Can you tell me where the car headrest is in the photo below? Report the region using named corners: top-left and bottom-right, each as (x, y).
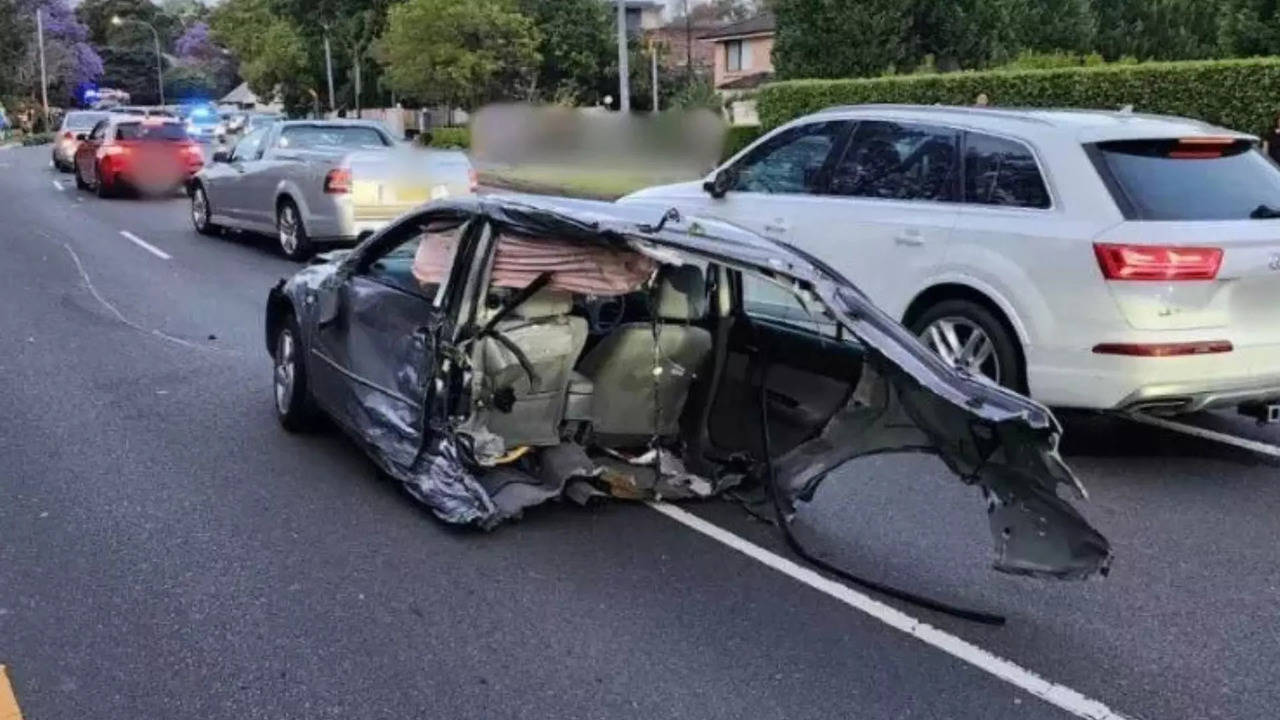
top-left (512, 287), bottom-right (574, 319)
top-left (655, 265), bottom-right (708, 321)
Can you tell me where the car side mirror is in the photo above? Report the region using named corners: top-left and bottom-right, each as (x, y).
top-left (212, 149), bottom-right (231, 163)
top-left (75, 132), bottom-right (87, 141)
top-left (703, 169), bottom-right (732, 199)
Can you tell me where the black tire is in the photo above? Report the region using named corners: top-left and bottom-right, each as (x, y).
top-left (73, 162), bottom-right (88, 189)
top-left (272, 313), bottom-right (321, 432)
top-left (910, 298), bottom-right (1025, 393)
top-left (190, 183), bottom-right (221, 236)
top-left (94, 163), bottom-right (114, 198)
top-left (276, 199), bottom-right (314, 261)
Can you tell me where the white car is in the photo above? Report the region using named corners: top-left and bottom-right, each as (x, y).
top-left (620, 105), bottom-right (1280, 419)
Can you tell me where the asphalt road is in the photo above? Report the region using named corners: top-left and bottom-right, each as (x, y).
top-left (2, 144), bottom-right (1280, 720)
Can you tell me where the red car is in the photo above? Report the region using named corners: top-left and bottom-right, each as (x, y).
top-left (73, 115), bottom-right (204, 198)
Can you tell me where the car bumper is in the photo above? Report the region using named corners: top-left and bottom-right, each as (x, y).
top-left (1029, 343), bottom-right (1280, 413)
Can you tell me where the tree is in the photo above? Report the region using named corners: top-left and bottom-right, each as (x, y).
top-left (164, 64), bottom-right (217, 102)
top-left (1219, 0), bottom-right (1280, 56)
top-left (773, 0), bottom-right (911, 78)
top-left (905, 0), bottom-right (1024, 71)
top-left (516, 0), bottom-right (612, 104)
top-left (77, 0), bottom-right (173, 48)
top-left (210, 0), bottom-right (311, 113)
top-left (377, 0), bottom-right (540, 109)
top-left (1009, 0), bottom-right (1097, 55)
top-left (1091, 0), bottom-right (1221, 61)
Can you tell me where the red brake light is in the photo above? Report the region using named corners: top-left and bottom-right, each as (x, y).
top-left (62, 131), bottom-right (74, 140)
top-left (324, 168), bottom-right (351, 194)
top-left (1093, 243), bottom-right (1222, 281)
top-left (1093, 341), bottom-right (1233, 357)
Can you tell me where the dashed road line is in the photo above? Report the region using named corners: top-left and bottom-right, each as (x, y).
top-left (647, 501), bottom-right (1133, 720)
top-left (51, 179), bottom-right (63, 191)
top-left (119, 230), bottom-right (171, 260)
top-left (0, 664), bottom-right (23, 720)
top-left (1126, 412), bottom-right (1280, 459)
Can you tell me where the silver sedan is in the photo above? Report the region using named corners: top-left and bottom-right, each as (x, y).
top-left (188, 120), bottom-right (475, 260)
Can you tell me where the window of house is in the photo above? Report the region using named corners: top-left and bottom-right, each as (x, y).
top-left (726, 40), bottom-right (747, 72)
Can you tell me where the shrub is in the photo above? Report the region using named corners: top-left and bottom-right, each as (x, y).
top-left (20, 131), bottom-right (55, 146)
top-left (722, 124), bottom-right (763, 161)
top-left (417, 126), bottom-right (470, 150)
top-left (758, 57), bottom-right (1280, 136)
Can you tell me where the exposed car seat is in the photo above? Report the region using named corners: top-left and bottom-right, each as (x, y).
top-left (471, 287), bottom-right (588, 447)
top-left (576, 265), bottom-right (714, 446)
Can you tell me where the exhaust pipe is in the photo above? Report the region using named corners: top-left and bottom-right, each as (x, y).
top-left (1238, 401), bottom-right (1280, 425)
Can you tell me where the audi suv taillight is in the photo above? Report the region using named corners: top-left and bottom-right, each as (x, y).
top-left (1093, 243), bottom-right (1222, 281)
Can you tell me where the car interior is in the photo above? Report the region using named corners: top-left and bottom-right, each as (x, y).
top-left (396, 219), bottom-right (867, 518)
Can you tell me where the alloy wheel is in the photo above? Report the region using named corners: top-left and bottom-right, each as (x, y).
top-left (920, 316), bottom-right (1002, 384)
top-left (191, 187), bottom-right (208, 231)
top-left (278, 205), bottom-right (298, 255)
top-left (274, 328), bottom-right (296, 414)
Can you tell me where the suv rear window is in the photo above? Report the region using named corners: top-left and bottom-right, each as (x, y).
top-left (116, 122), bottom-right (187, 141)
top-left (1090, 139), bottom-right (1280, 220)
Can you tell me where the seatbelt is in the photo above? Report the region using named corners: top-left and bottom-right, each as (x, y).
top-left (467, 270), bottom-right (554, 393)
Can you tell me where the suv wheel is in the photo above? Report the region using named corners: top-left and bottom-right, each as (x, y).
top-left (276, 200), bottom-right (313, 261)
top-left (273, 314), bottom-right (320, 431)
top-left (911, 299), bottom-right (1024, 392)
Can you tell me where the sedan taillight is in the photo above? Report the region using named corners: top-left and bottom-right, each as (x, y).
top-left (1093, 243), bottom-right (1222, 281)
top-left (324, 168), bottom-right (351, 194)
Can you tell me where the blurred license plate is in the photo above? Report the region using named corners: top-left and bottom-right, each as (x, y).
top-left (395, 185), bottom-right (430, 203)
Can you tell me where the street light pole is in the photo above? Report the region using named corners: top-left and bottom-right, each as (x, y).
top-left (323, 29), bottom-right (336, 114)
top-left (36, 8), bottom-right (49, 127)
top-left (111, 16), bottom-right (165, 106)
top-left (616, 0), bottom-right (630, 113)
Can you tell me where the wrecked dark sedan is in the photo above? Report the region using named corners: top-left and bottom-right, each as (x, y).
top-left (264, 195), bottom-right (1111, 583)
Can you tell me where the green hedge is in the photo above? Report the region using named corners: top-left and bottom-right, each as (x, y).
top-left (722, 125), bottom-right (763, 160)
top-left (20, 132), bottom-right (54, 146)
top-left (417, 126), bottom-right (470, 150)
top-left (758, 57), bottom-right (1280, 136)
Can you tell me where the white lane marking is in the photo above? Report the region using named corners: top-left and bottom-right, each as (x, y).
top-left (118, 230), bottom-right (171, 260)
top-left (647, 502), bottom-right (1132, 720)
top-left (52, 179), bottom-right (63, 191)
top-left (61, 244), bottom-right (227, 354)
top-left (1126, 412), bottom-right (1280, 459)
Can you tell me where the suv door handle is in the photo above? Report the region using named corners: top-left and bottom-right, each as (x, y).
top-left (763, 220), bottom-right (790, 235)
top-left (894, 230), bottom-right (925, 247)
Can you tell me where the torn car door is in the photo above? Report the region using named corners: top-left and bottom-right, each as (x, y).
top-left (757, 275), bottom-right (1110, 580)
top-left (310, 233), bottom-right (442, 469)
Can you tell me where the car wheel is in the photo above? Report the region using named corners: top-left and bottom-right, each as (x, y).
top-left (911, 299), bottom-right (1025, 392)
top-left (276, 199), bottom-right (314, 261)
top-left (94, 164), bottom-right (114, 198)
top-left (73, 162), bottom-right (88, 190)
top-left (273, 314), bottom-right (320, 431)
top-left (190, 183), bottom-right (221, 236)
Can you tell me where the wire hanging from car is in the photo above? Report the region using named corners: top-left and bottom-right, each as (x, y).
top-left (752, 354), bottom-right (1007, 626)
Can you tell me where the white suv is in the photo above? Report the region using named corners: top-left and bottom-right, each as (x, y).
top-left (620, 105), bottom-right (1280, 417)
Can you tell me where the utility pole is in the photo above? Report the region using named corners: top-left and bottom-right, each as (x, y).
top-left (684, 0), bottom-right (692, 84)
top-left (650, 40), bottom-right (658, 113)
top-left (36, 8), bottom-right (49, 127)
top-left (353, 48), bottom-right (362, 116)
top-left (323, 30), bottom-right (336, 113)
top-left (616, 0), bottom-right (630, 112)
